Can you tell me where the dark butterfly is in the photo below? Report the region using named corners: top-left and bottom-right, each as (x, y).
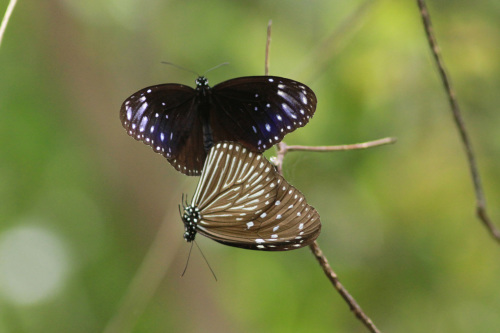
top-left (120, 75), bottom-right (317, 176)
top-left (181, 142), bottom-right (321, 251)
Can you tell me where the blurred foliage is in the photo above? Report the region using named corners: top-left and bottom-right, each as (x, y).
top-left (1, 0), bottom-right (499, 332)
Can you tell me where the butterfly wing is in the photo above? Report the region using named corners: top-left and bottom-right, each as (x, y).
top-left (193, 142), bottom-right (321, 251)
top-left (120, 84), bottom-right (205, 175)
top-left (192, 142), bottom-right (277, 220)
top-left (210, 76), bottom-right (317, 152)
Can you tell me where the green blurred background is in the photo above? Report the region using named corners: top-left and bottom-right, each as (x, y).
top-left (1, 0), bottom-right (499, 332)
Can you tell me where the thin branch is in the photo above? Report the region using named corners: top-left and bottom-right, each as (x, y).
top-left (274, 137), bottom-right (392, 333)
top-left (265, 19), bottom-right (383, 332)
top-left (309, 242), bottom-right (381, 333)
top-left (265, 19), bottom-right (272, 76)
top-left (0, 0), bottom-right (18, 48)
top-left (286, 137), bottom-right (396, 152)
top-left (416, 0), bottom-right (500, 242)
top-left (275, 137), bottom-right (396, 174)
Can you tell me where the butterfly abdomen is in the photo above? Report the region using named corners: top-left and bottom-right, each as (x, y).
top-left (195, 77), bottom-right (217, 153)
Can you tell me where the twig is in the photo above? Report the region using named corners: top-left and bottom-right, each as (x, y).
top-left (275, 137), bottom-right (396, 174)
top-left (416, 0), bottom-right (500, 242)
top-left (273, 137), bottom-right (393, 333)
top-left (0, 0), bottom-right (18, 48)
top-left (266, 20), bottom-right (383, 333)
top-left (265, 19), bottom-right (272, 76)
top-left (309, 242), bottom-right (381, 333)
top-left (264, 17), bottom-right (386, 332)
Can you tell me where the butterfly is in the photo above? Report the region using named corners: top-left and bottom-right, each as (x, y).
top-left (120, 75), bottom-right (317, 176)
top-left (181, 142), bottom-right (321, 251)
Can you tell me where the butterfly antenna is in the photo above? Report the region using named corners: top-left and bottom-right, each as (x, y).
top-left (181, 242), bottom-right (194, 277)
top-left (161, 62), bottom-right (200, 77)
top-left (203, 62), bottom-right (230, 76)
top-left (194, 240), bottom-right (217, 281)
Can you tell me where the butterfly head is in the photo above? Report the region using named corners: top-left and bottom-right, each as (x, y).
top-left (195, 76), bottom-right (209, 90)
top-left (181, 204), bottom-right (200, 242)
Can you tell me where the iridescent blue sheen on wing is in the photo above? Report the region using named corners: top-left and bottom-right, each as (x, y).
top-left (211, 76), bottom-right (316, 151)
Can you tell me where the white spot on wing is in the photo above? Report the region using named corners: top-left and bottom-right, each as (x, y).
top-left (135, 102), bottom-right (148, 119)
top-left (139, 116), bottom-right (148, 132)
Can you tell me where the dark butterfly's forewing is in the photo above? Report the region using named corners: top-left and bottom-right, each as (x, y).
top-left (120, 84), bottom-right (206, 175)
top-left (211, 76), bottom-right (317, 152)
top-left (188, 142), bottom-right (321, 251)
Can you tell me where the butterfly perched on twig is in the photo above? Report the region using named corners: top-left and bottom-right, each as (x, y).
top-left (120, 75), bottom-right (316, 176)
top-left (181, 142), bottom-right (321, 251)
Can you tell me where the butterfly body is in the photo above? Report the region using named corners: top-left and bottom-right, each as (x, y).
top-left (181, 142), bottom-right (321, 251)
top-left (192, 77), bottom-right (214, 152)
top-left (120, 76), bottom-right (317, 176)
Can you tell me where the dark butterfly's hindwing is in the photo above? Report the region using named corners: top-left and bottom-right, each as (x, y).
top-left (120, 84), bottom-right (205, 175)
top-left (210, 76), bottom-right (317, 152)
top-left (190, 142), bottom-right (321, 251)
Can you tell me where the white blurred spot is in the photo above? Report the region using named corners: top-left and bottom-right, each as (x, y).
top-left (0, 226), bottom-right (70, 305)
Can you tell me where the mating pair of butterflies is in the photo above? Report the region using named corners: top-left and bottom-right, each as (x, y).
top-left (120, 75), bottom-right (321, 251)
